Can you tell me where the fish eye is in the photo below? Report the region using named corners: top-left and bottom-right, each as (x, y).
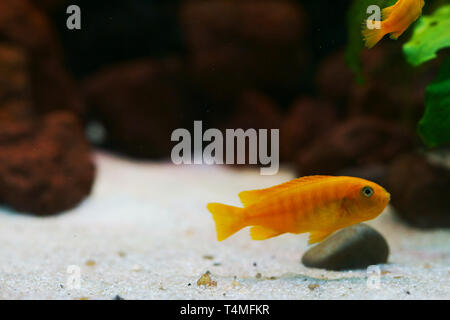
top-left (361, 186), bottom-right (374, 198)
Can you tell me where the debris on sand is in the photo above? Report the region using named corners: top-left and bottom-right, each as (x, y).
top-left (197, 271), bottom-right (217, 287)
top-left (85, 260), bottom-right (96, 267)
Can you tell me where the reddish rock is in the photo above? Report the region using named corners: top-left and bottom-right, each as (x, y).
top-left (296, 116), bottom-right (415, 176)
top-left (280, 97), bottom-right (338, 162)
top-left (316, 45), bottom-right (436, 127)
top-left (83, 58), bottom-right (191, 158)
top-left (0, 0), bottom-right (84, 116)
top-left (386, 154), bottom-right (450, 229)
top-left (0, 45), bottom-right (34, 122)
top-left (0, 112), bottom-right (95, 215)
top-left (180, 0), bottom-right (308, 99)
top-left (214, 91), bottom-right (282, 168)
top-left (315, 51), bottom-right (354, 105)
top-left (219, 91), bottom-right (282, 130)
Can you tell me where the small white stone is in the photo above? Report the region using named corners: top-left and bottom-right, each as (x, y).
top-left (131, 264), bottom-right (142, 272)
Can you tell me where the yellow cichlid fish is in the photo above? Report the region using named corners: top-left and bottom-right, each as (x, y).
top-left (363, 0), bottom-right (425, 48)
top-left (207, 176), bottom-right (390, 244)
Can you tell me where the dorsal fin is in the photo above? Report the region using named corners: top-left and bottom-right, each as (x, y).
top-left (238, 175), bottom-right (332, 207)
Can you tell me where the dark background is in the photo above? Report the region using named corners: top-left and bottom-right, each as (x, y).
top-left (0, 0), bottom-right (448, 229)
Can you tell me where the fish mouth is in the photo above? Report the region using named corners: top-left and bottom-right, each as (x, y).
top-left (381, 187), bottom-right (391, 202)
top-left (378, 190), bottom-right (391, 208)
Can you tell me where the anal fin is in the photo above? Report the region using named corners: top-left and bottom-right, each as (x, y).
top-left (250, 226), bottom-right (283, 240)
top-left (389, 29), bottom-right (406, 40)
top-left (308, 230), bottom-right (333, 245)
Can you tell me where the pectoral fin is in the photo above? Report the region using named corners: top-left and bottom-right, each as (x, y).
top-left (250, 226), bottom-right (283, 240)
top-left (308, 230), bottom-right (333, 245)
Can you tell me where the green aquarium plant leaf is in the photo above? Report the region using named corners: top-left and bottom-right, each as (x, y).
top-left (403, 5), bottom-right (450, 66)
top-left (346, 0), bottom-right (396, 83)
top-left (418, 56), bottom-right (450, 147)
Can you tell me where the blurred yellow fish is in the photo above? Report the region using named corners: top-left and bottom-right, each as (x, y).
top-left (207, 176), bottom-right (390, 244)
top-left (363, 0), bottom-right (425, 48)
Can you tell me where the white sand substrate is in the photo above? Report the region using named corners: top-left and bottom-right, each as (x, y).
top-left (0, 152), bottom-right (448, 300)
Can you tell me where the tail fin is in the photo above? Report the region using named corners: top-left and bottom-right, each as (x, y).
top-left (362, 26), bottom-right (386, 49)
top-left (207, 203), bottom-right (246, 241)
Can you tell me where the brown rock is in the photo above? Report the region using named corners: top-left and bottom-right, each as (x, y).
top-left (219, 91), bottom-right (282, 130)
top-left (0, 41), bottom-right (91, 216)
top-left (0, 44), bottom-right (33, 122)
top-left (296, 116), bottom-right (414, 176)
top-left (386, 153), bottom-right (450, 228)
top-left (280, 97), bottom-right (338, 162)
top-left (0, 111), bottom-right (95, 215)
top-left (180, 0), bottom-right (308, 99)
top-left (0, 0), bottom-right (83, 115)
top-left (217, 91), bottom-right (282, 167)
top-left (315, 50), bottom-right (354, 104)
top-left (83, 58), bottom-right (191, 158)
top-left (316, 45), bottom-right (437, 127)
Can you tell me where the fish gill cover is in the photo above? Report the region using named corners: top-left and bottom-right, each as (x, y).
top-left (346, 0), bottom-right (450, 147)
